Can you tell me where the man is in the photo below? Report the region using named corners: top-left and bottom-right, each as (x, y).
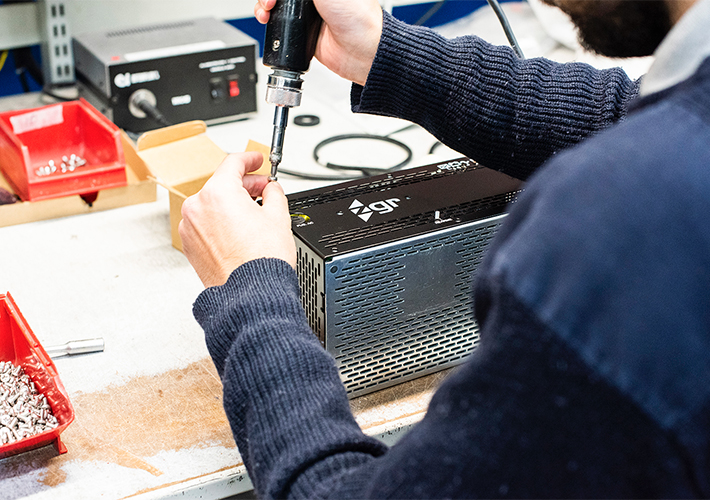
top-left (179, 0), bottom-right (710, 497)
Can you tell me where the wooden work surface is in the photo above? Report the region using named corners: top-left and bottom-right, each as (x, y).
top-left (0, 76), bottom-right (460, 498)
top-left (0, 180), bottom-right (454, 499)
top-left (1, 352), bottom-right (448, 499)
top-left (0, 6), bottom-right (657, 496)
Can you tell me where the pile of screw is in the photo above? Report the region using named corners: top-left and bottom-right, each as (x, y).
top-left (36, 154), bottom-right (88, 177)
top-left (0, 361), bottom-right (58, 445)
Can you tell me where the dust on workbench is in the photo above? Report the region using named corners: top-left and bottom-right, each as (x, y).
top-left (0, 357), bottom-right (232, 486)
top-left (0, 357), bottom-right (451, 489)
top-left (350, 369), bottom-right (452, 431)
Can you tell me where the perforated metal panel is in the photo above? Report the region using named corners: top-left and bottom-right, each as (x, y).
top-left (291, 158), bottom-right (522, 398)
top-left (315, 214), bottom-right (506, 397)
top-left (296, 240), bottom-right (325, 345)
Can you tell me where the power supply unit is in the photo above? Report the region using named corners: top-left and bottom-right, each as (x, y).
top-left (288, 158), bottom-right (523, 398)
top-left (73, 17), bottom-right (258, 133)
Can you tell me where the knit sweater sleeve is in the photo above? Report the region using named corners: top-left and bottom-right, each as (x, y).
top-left (191, 258), bottom-right (696, 498)
top-left (352, 12), bottom-right (640, 180)
top-left (193, 258), bottom-right (387, 499)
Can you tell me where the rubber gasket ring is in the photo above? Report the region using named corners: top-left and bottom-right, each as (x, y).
top-left (293, 114), bottom-right (321, 126)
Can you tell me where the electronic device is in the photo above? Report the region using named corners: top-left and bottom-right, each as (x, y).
top-left (288, 157), bottom-right (523, 398)
top-left (72, 17), bottom-right (258, 133)
top-left (263, 0), bottom-right (322, 180)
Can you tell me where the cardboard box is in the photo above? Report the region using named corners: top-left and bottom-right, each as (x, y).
top-left (0, 131), bottom-right (156, 228)
top-left (133, 120), bottom-right (270, 252)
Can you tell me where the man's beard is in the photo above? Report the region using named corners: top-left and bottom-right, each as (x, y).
top-left (540, 0), bottom-right (673, 57)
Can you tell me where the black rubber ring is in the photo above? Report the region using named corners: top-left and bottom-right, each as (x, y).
top-left (293, 114), bottom-right (321, 126)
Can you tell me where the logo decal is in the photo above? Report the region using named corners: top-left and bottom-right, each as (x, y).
top-left (114, 70), bottom-right (161, 89)
top-left (348, 198), bottom-right (400, 222)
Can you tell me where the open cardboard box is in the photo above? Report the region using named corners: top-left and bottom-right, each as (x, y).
top-left (0, 130), bottom-right (156, 228)
top-left (132, 120), bottom-right (270, 252)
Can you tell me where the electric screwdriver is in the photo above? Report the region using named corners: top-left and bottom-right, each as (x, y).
top-left (263, 0), bottom-right (322, 181)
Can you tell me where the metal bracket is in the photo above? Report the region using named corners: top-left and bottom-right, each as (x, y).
top-left (37, 0), bottom-right (75, 86)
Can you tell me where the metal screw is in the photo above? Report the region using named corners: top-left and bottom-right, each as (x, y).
top-left (37, 154), bottom-right (88, 176)
top-left (0, 362), bottom-right (59, 445)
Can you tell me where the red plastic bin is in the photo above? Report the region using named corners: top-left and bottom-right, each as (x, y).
top-left (0, 292), bottom-right (74, 459)
top-left (0, 98), bottom-right (127, 202)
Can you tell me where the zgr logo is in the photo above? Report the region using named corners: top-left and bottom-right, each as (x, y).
top-left (348, 198), bottom-right (400, 222)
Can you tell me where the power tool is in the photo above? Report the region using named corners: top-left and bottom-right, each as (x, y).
top-left (263, 0), bottom-right (323, 181)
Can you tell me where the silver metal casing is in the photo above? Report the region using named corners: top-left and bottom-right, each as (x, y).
top-left (289, 158), bottom-right (523, 398)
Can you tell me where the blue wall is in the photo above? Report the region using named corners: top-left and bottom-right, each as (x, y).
top-left (227, 0), bottom-right (490, 58)
top-left (0, 1), bottom-right (489, 98)
top-left (0, 47), bottom-right (44, 96)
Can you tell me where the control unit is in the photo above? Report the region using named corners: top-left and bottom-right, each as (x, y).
top-left (73, 17), bottom-right (258, 132)
top-left (288, 158), bottom-right (523, 398)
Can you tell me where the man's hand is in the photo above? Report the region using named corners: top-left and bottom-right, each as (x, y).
top-left (179, 152), bottom-right (297, 288)
top-left (254, 0), bottom-right (383, 86)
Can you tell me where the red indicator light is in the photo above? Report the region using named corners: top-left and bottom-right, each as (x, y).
top-left (229, 80), bottom-right (240, 97)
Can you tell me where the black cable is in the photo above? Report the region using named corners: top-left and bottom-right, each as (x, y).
top-left (276, 167), bottom-right (359, 182)
top-left (12, 47), bottom-right (44, 92)
top-left (429, 141), bottom-right (443, 154)
top-left (486, 0), bottom-right (524, 58)
top-left (414, 0), bottom-right (523, 58)
top-left (314, 134), bottom-right (412, 175)
top-left (42, 87), bottom-right (77, 102)
top-left (135, 99), bottom-right (172, 128)
top-left (15, 67), bottom-right (30, 93)
top-left (279, 130), bottom-right (414, 181)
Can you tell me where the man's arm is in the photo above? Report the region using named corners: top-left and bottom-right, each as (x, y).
top-left (193, 259), bottom-right (388, 499)
top-left (180, 150), bottom-right (694, 498)
top-left (254, 0), bottom-right (639, 179)
top-left (193, 257), bottom-right (693, 499)
top-left (179, 154), bottom-right (388, 498)
top-left (353, 12), bottom-right (640, 180)
top-left (255, 1), bottom-right (639, 179)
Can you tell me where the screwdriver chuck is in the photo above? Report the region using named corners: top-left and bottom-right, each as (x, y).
top-left (265, 70), bottom-right (303, 108)
top-left (263, 0), bottom-right (322, 181)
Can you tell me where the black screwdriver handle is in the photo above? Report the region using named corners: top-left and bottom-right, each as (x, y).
top-left (263, 0), bottom-right (323, 73)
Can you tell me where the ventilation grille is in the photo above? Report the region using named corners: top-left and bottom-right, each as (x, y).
top-left (318, 190), bottom-right (521, 252)
top-left (288, 160), bottom-right (479, 212)
top-left (325, 216), bottom-right (506, 397)
top-left (296, 241), bottom-right (325, 344)
top-left (106, 20), bottom-right (196, 38)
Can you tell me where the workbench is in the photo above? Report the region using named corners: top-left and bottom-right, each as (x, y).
top-left (0, 4), bottom-right (653, 497)
top-left (0, 53), bottom-right (459, 499)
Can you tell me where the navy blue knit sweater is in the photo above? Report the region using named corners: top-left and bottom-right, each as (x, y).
top-left (193, 12), bottom-right (710, 499)
top-left (352, 13), bottom-right (639, 181)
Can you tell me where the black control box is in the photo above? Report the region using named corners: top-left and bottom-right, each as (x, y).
top-left (73, 17), bottom-right (258, 133)
top-left (288, 158), bottom-right (523, 397)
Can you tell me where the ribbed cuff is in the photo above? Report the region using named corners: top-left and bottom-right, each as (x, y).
top-left (193, 258), bottom-right (302, 377)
